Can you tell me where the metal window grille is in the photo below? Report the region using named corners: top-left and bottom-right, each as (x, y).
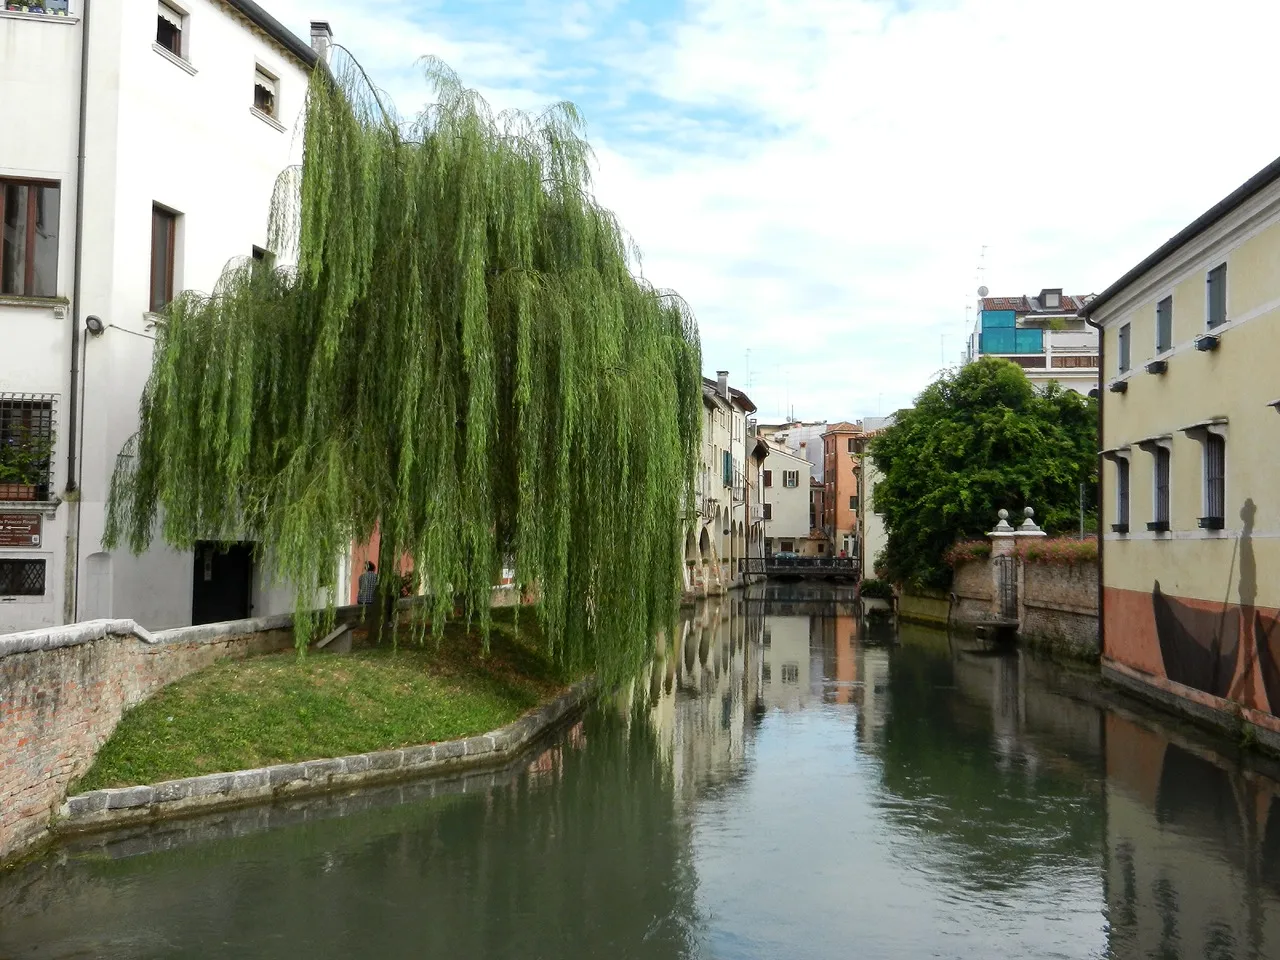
top-left (1155, 447), bottom-right (1171, 525)
top-left (1207, 264), bottom-right (1227, 328)
top-left (0, 393), bottom-right (56, 500)
top-left (1118, 323), bottom-right (1131, 372)
top-left (1156, 296), bottom-right (1173, 352)
top-left (0, 558), bottom-right (46, 596)
top-left (1117, 458), bottom-right (1130, 527)
top-left (1204, 434), bottom-right (1225, 522)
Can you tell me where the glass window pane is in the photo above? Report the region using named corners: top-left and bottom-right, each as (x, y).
top-left (31, 185), bottom-right (59, 297)
top-left (2, 184), bottom-right (28, 296)
top-left (150, 209), bottom-right (173, 312)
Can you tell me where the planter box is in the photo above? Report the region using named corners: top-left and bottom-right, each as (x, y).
top-left (0, 484), bottom-right (37, 501)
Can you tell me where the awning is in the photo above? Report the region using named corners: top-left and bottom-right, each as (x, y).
top-left (1101, 445), bottom-right (1131, 461)
top-left (1268, 399), bottom-right (1280, 413)
top-left (158, 3), bottom-right (183, 28)
top-left (1179, 417), bottom-right (1228, 436)
top-left (1134, 433), bottom-right (1173, 451)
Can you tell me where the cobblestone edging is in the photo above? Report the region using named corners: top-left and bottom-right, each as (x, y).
top-left (55, 678), bottom-right (594, 836)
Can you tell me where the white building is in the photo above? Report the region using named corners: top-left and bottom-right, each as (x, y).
top-left (856, 414), bottom-right (895, 578)
top-left (965, 289), bottom-right (1099, 394)
top-left (758, 419), bottom-right (826, 475)
top-left (0, 2), bottom-right (331, 633)
top-left (760, 441), bottom-right (812, 556)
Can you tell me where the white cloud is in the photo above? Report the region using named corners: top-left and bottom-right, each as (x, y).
top-left (265, 0), bottom-right (1280, 420)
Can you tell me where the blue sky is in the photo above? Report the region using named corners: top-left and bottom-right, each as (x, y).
top-left (269, 0), bottom-right (1280, 422)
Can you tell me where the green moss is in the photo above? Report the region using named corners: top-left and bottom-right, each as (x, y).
top-left (73, 611), bottom-right (574, 792)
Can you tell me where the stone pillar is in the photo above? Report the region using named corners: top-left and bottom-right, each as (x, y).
top-left (988, 509), bottom-right (1016, 620)
top-left (1012, 508), bottom-right (1046, 626)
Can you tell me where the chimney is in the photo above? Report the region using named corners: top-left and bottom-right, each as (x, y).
top-left (310, 21), bottom-right (333, 63)
top-left (716, 370), bottom-right (729, 399)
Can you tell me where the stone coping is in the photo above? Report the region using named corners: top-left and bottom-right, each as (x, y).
top-left (56, 678), bottom-right (594, 837)
top-left (0, 599), bottom-right (425, 657)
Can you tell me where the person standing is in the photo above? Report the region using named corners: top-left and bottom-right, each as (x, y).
top-left (357, 561), bottom-right (378, 606)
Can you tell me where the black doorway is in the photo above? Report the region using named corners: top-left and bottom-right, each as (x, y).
top-left (191, 541), bottom-right (254, 625)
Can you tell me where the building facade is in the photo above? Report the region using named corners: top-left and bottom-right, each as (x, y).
top-left (683, 371), bottom-right (763, 596)
top-left (967, 289), bottom-right (1099, 393)
top-left (760, 441), bottom-right (813, 556)
top-left (855, 415), bottom-right (895, 579)
top-left (821, 421), bottom-right (861, 557)
top-left (0, 2), bottom-right (329, 633)
top-left (1084, 155), bottom-right (1280, 745)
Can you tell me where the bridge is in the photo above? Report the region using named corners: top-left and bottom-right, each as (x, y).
top-left (744, 556), bottom-right (860, 582)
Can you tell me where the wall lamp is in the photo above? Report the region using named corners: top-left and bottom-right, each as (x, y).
top-left (85, 315), bottom-right (104, 336)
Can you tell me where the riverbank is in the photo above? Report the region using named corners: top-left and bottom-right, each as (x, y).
top-left (73, 608), bottom-right (572, 793)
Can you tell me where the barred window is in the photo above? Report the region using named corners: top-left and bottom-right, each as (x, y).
top-left (1116, 458), bottom-right (1130, 531)
top-left (0, 393), bottom-right (56, 501)
top-left (1153, 447), bottom-right (1170, 529)
top-left (1203, 434), bottom-right (1225, 527)
top-left (0, 558), bottom-right (46, 597)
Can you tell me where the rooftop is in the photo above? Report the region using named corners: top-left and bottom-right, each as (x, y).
top-left (224, 1), bottom-right (321, 67)
top-left (980, 291), bottom-right (1095, 316)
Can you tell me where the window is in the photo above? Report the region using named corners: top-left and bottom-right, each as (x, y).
top-left (780, 540), bottom-right (794, 553)
top-left (0, 559), bottom-right (46, 597)
top-left (847, 437), bottom-right (856, 454)
top-left (763, 470), bottom-right (772, 488)
top-left (150, 206), bottom-right (177, 312)
top-left (849, 495), bottom-right (859, 511)
top-left (764, 538), bottom-right (773, 556)
top-left (1207, 264), bottom-right (1227, 328)
top-left (1118, 322), bottom-right (1131, 373)
top-left (762, 663), bottom-right (771, 684)
top-left (781, 663), bottom-right (799, 684)
top-left (783, 470), bottom-right (799, 488)
top-left (1, 180), bottom-right (60, 298)
top-left (1203, 434), bottom-right (1225, 528)
top-left (0, 393), bottom-right (56, 500)
top-left (762, 502), bottom-right (772, 521)
top-left (1156, 296), bottom-right (1173, 353)
top-left (1115, 458), bottom-right (1130, 531)
top-left (156, 2), bottom-right (184, 56)
top-left (722, 450), bottom-right (732, 487)
top-left (253, 67), bottom-right (278, 118)
top-left (1153, 447), bottom-right (1170, 531)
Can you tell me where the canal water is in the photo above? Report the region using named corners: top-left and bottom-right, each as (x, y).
top-left (4, 585), bottom-right (1280, 959)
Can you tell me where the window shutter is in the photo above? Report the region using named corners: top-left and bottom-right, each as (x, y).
top-left (158, 2), bottom-right (182, 26)
top-left (763, 470), bottom-right (772, 487)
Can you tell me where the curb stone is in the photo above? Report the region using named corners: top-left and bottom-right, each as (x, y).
top-left (54, 679), bottom-right (594, 837)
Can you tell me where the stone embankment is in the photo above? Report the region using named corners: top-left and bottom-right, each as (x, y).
top-left (0, 587), bottom-right (570, 866)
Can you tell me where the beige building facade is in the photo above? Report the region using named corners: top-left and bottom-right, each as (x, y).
top-left (1084, 155), bottom-right (1280, 743)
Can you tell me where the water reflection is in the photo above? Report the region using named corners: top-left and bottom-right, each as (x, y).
top-left (4, 587), bottom-right (1280, 958)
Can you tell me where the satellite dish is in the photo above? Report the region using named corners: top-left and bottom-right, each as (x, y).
top-left (977, 285), bottom-right (989, 297)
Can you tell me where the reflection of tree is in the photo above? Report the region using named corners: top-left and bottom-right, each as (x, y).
top-left (871, 642), bottom-right (1103, 892)
top-left (0, 711), bottom-right (702, 959)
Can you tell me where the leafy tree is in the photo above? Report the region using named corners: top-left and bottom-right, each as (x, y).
top-left (105, 55), bottom-right (702, 686)
top-left (868, 358), bottom-right (1096, 588)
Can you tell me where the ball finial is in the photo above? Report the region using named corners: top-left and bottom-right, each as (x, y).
top-left (1024, 507), bottom-right (1035, 518)
top-left (998, 509), bottom-right (1009, 520)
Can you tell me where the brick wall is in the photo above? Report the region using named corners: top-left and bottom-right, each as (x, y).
top-left (1019, 561), bottom-right (1099, 659)
top-left (951, 560), bottom-right (992, 624)
top-left (0, 617), bottom-right (298, 864)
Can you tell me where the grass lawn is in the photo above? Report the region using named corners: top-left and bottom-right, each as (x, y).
top-left (73, 608), bottom-right (572, 793)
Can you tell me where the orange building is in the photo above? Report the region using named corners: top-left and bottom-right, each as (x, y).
top-left (822, 422), bottom-right (862, 557)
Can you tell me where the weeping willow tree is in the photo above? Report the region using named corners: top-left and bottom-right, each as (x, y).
top-left (105, 54), bottom-right (702, 687)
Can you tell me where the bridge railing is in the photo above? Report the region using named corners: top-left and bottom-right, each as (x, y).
top-left (743, 556), bottom-right (860, 576)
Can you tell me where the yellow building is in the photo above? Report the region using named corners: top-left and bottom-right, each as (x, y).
top-left (1083, 156), bottom-right (1280, 744)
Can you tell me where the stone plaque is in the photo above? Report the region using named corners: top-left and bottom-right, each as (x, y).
top-left (0, 513), bottom-right (42, 548)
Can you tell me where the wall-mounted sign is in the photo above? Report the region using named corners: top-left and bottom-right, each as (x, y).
top-left (0, 513), bottom-right (42, 548)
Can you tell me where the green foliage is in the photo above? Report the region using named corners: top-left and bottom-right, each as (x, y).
top-left (869, 358), bottom-right (1097, 589)
top-left (0, 425), bottom-right (53, 485)
top-left (858, 578), bottom-right (894, 600)
top-left (104, 55), bottom-right (701, 687)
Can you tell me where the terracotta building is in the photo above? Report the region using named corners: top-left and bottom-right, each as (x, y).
top-left (821, 422), bottom-right (863, 557)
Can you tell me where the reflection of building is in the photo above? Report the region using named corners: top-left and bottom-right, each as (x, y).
top-left (1083, 155), bottom-right (1280, 747)
top-left (1104, 711), bottom-right (1280, 958)
top-left (965, 289), bottom-right (1099, 393)
top-left (636, 598), bottom-right (759, 799)
top-left (759, 614), bottom-right (814, 712)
